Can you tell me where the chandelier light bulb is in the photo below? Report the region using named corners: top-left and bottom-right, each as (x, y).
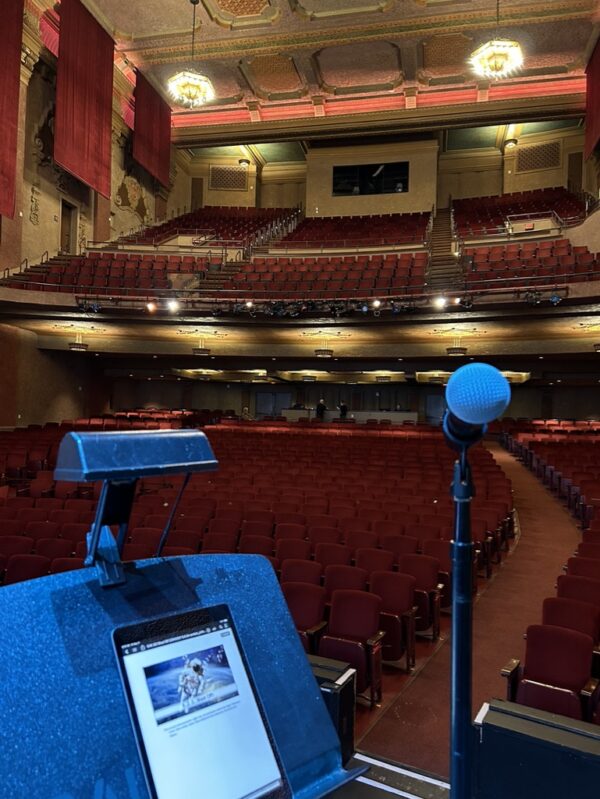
top-left (470, 39), bottom-right (523, 79)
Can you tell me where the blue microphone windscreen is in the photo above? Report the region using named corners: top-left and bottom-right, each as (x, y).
top-left (446, 363), bottom-right (511, 425)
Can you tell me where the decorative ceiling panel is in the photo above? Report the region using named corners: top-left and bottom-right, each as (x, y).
top-left (314, 42), bottom-right (403, 94)
top-left (202, 0), bottom-right (280, 29)
top-left (290, 0), bottom-right (395, 19)
top-left (423, 33), bottom-right (473, 68)
top-left (240, 54), bottom-right (307, 99)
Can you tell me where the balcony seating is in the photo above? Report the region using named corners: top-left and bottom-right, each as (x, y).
top-left (454, 187), bottom-right (585, 239)
top-left (279, 212), bottom-right (430, 248)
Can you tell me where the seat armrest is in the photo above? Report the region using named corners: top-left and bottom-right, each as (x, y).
top-left (305, 620), bottom-right (327, 638)
top-left (501, 658), bottom-right (520, 679)
top-left (501, 658), bottom-right (520, 701)
top-left (367, 629), bottom-right (386, 648)
top-left (580, 677), bottom-right (599, 699)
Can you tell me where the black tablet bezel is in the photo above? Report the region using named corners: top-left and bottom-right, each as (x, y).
top-left (113, 605), bottom-right (289, 799)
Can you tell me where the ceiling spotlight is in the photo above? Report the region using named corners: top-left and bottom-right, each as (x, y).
top-left (238, 158), bottom-right (251, 167)
top-left (146, 301), bottom-right (157, 313)
top-left (302, 375), bottom-right (317, 382)
top-left (167, 299), bottom-right (180, 313)
top-left (433, 296), bottom-right (448, 310)
top-left (68, 332), bottom-right (88, 351)
top-left (446, 345), bottom-right (468, 356)
top-left (503, 138), bottom-right (518, 151)
top-left (192, 336), bottom-right (211, 356)
top-left (315, 348), bottom-right (334, 359)
top-left (376, 376), bottom-right (391, 383)
top-left (595, 344), bottom-right (600, 353)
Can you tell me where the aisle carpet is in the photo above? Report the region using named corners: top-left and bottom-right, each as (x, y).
top-left (358, 443), bottom-right (582, 778)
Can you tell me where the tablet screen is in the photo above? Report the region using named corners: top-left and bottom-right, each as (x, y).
top-left (114, 606), bottom-right (285, 799)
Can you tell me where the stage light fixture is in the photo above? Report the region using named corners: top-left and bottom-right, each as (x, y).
top-left (146, 301), bottom-right (157, 313)
top-left (433, 296), bottom-right (448, 310)
top-left (167, 299), bottom-right (180, 313)
top-left (245, 300), bottom-right (254, 309)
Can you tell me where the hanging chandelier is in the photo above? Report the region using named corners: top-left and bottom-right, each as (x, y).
top-left (470, 0), bottom-right (523, 80)
top-left (168, 0), bottom-right (215, 108)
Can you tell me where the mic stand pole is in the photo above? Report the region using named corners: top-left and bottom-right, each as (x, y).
top-left (450, 448), bottom-right (475, 799)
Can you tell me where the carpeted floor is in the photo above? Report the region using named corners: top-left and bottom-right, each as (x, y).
top-left (357, 443), bottom-right (582, 778)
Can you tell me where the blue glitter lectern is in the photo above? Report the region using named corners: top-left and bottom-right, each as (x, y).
top-left (0, 430), bottom-right (363, 799)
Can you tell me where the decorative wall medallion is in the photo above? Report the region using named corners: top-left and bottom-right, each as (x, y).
top-left (115, 175), bottom-right (149, 220)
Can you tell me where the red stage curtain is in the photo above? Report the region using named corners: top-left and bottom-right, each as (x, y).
top-left (585, 37), bottom-right (600, 159)
top-left (0, 0), bottom-right (25, 219)
top-left (133, 72), bottom-right (171, 187)
top-left (54, 0), bottom-right (114, 198)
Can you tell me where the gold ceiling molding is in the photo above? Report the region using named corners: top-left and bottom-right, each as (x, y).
top-left (239, 54), bottom-right (308, 100)
top-left (116, 1), bottom-right (594, 64)
top-left (290, 0), bottom-right (395, 20)
top-left (202, 0), bottom-right (280, 30)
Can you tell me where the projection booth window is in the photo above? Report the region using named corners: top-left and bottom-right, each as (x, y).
top-left (332, 161), bottom-right (409, 196)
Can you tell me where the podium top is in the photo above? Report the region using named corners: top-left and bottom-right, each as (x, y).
top-left (54, 429), bottom-right (218, 482)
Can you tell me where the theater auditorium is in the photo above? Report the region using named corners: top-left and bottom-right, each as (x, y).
top-left (1, 1), bottom-right (600, 797)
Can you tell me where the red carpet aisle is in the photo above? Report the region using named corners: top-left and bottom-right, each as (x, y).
top-left (358, 443), bottom-right (582, 778)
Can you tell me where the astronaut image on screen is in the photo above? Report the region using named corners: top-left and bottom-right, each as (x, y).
top-left (143, 644), bottom-right (239, 725)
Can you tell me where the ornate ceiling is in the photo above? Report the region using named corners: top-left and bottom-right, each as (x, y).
top-left (29, 0), bottom-right (599, 145)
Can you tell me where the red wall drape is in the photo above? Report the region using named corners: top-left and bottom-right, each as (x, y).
top-left (54, 0), bottom-right (114, 198)
top-left (585, 37), bottom-right (600, 159)
top-left (133, 72), bottom-right (172, 187)
top-left (0, 0), bottom-right (25, 219)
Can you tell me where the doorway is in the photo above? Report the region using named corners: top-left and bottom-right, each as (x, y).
top-left (567, 152), bottom-right (583, 194)
top-left (60, 200), bottom-right (77, 254)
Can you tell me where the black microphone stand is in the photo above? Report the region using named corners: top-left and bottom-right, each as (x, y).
top-left (449, 445), bottom-right (475, 799)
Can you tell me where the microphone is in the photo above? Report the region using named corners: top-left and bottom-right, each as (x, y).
top-left (443, 363), bottom-right (511, 449)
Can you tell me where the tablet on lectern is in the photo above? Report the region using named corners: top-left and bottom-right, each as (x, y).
top-left (113, 606), bottom-right (288, 799)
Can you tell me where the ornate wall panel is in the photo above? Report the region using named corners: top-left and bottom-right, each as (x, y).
top-left (516, 141), bottom-right (561, 172)
top-left (209, 164), bottom-right (248, 190)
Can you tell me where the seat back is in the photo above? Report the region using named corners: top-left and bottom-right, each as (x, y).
top-left (567, 557), bottom-right (600, 581)
top-left (280, 558), bottom-right (322, 585)
top-left (370, 571), bottom-right (416, 615)
top-left (522, 624), bottom-right (593, 691)
top-left (397, 553), bottom-right (440, 590)
top-left (557, 574), bottom-right (600, 607)
top-left (281, 582), bottom-right (326, 631)
top-left (4, 554), bottom-right (51, 584)
top-left (328, 589), bottom-right (381, 640)
top-left (355, 547), bottom-right (394, 576)
top-left (542, 597), bottom-right (600, 643)
top-left (323, 565), bottom-right (368, 600)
